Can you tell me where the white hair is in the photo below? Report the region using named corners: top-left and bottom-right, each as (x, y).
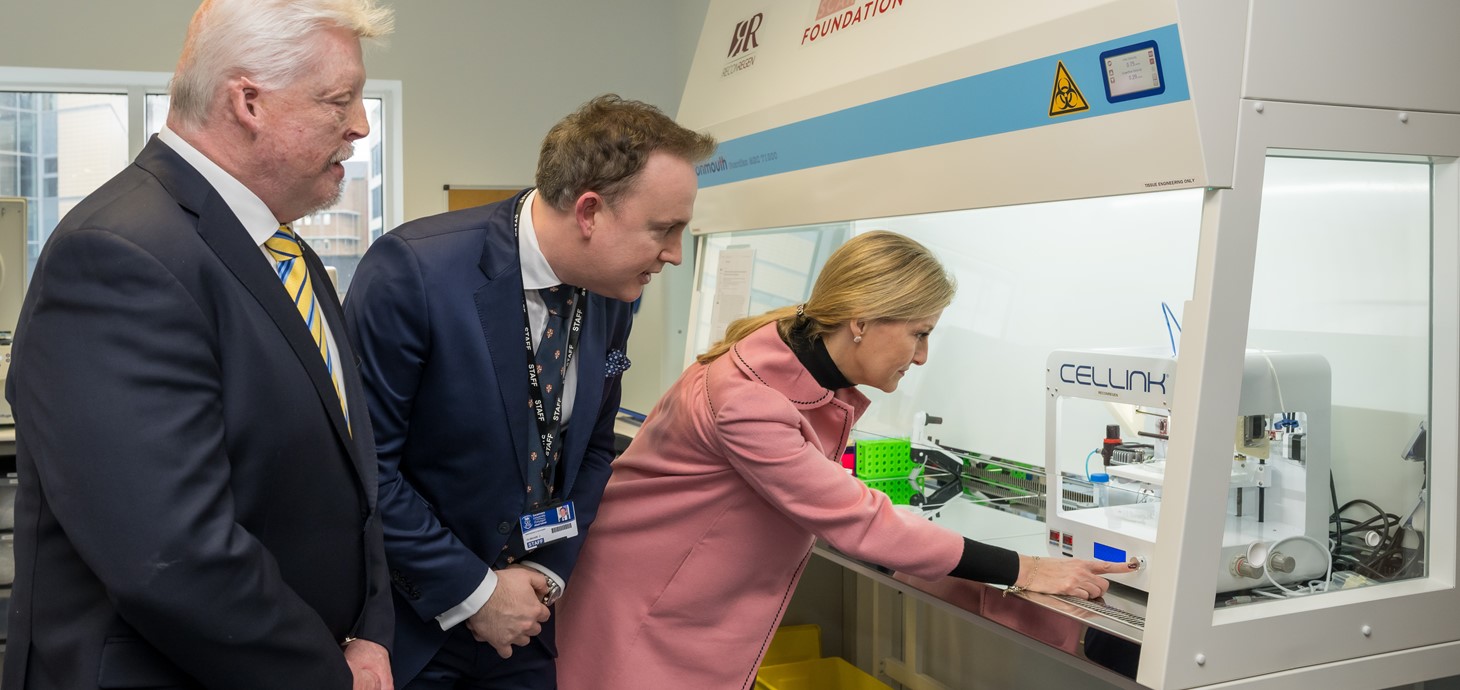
top-left (168, 0), bottom-right (393, 130)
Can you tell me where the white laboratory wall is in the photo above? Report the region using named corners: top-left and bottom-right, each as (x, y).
top-left (375, 1), bottom-right (711, 221)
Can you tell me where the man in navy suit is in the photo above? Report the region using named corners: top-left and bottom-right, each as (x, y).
top-left (3, 1), bottom-right (395, 688)
top-left (344, 95), bottom-right (715, 689)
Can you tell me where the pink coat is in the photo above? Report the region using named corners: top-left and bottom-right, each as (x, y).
top-left (555, 323), bottom-right (964, 689)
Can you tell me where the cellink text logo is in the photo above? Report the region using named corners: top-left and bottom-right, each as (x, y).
top-left (1059, 363), bottom-right (1167, 395)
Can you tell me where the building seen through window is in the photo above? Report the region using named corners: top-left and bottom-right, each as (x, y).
top-left (0, 92), bottom-right (130, 275)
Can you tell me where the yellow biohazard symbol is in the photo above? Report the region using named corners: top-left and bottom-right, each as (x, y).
top-left (1048, 61), bottom-right (1089, 117)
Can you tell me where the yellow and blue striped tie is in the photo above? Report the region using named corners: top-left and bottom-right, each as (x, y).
top-left (265, 225), bottom-right (348, 425)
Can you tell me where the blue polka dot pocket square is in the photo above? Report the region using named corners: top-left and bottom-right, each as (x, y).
top-left (605, 348), bottom-right (632, 377)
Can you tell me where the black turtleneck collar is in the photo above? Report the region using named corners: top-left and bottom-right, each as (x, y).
top-left (784, 319), bottom-right (854, 390)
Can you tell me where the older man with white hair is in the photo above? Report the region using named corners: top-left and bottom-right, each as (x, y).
top-left (3, 1), bottom-right (395, 688)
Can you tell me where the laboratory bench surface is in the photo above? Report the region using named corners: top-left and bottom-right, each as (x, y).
top-left (811, 502), bottom-right (1147, 690)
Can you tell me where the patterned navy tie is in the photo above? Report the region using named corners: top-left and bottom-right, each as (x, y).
top-left (526, 285), bottom-right (574, 507)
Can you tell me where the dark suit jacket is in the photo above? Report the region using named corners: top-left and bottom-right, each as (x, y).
top-left (343, 190), bottom-right (633, 682)
top-left (2, 137), bottom-right (392, 690)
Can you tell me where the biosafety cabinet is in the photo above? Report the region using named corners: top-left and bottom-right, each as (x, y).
top-left (675, 1), bottom-right (1460, 688)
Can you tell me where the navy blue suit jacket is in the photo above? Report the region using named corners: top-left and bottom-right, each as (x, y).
top-left (2, 137), bottom-right (391, 690)
top-left (344, 190), bottom-right (634, 682)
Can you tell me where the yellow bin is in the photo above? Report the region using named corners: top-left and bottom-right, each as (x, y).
top-left (754, 657), bottom-right (893, 690)
top-left (760, 624), bottom-right (822, 668)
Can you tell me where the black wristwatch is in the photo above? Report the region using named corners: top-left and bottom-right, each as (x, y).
top-left (541, 578), bottom-right (563, 606)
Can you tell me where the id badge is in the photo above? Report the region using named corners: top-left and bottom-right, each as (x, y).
top-left (519, 500), bottom-right (579, 551)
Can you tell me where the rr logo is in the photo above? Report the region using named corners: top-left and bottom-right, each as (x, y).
top-left (727, 13), bottom-right (764, 58)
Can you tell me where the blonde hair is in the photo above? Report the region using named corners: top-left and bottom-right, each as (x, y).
top-left (698, 231), bottom-right (955, 364)
top-left (169, 0), bottom-right (394, 130)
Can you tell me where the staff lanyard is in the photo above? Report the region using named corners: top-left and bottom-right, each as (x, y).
top-left (513, 192), bottom-right (586, 495)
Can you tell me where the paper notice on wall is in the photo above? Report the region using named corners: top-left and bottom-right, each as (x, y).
top-left (709, 247), bottom-right (755, 342)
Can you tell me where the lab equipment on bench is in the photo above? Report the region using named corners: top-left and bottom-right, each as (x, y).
top-left (1044, 349), bottom-right (1331, 594)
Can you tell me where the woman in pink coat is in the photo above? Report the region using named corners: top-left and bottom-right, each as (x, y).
top-left (555, 231), bottom-right (1125, 689)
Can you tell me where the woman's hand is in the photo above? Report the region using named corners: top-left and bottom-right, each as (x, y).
top-left (1012, 554), bottom-right (1133, 599)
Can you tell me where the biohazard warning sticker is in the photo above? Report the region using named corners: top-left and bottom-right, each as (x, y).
top-left (1048, 61), bottom-right (1089, 117)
